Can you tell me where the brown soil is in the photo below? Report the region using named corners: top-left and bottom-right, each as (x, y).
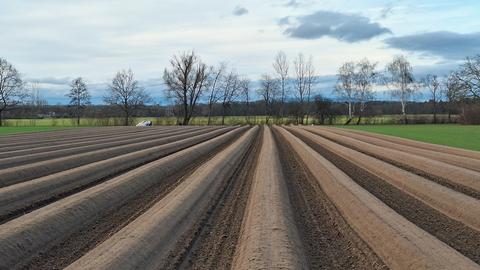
top-left (273, 128), bottom-right (388, 270)
top-left (19, 129), bottom-right (242, 270)
top-left (0, 127), bottom-right (232, 224)
top-left (315, 130), bottom-right (480, 199)
top-left (162, 126), bottom-right (262, 270)
top-left (3, 125), bottom-right (479, 269)
top-left (289, 128), bottom-right (480, 265)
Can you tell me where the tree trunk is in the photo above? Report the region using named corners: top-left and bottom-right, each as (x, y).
top-left (246, 102), bottom-right (250, 125)
top-left (401, 101), bottom-right (408, 124)
top-left (0, 110), bottom-right (3, 127)
top-left (356, 111), bottom-right (363, 125)
top-left (345, 102), bottom-right (353, 125)
top-left (77, 114), bottom-right (80, 126)
top-left (433, 102), bottom-right (437, 124)
top-left (221, 104), bottom-right (226, 125)
top-left (207, 103), bottom-right (213, 125)
top-left (125, 111), bottom-right (129, 126)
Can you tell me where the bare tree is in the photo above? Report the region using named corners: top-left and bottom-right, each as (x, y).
top-left (335, 61), bottom-right (356, 125)
top-left (163, 51), bottom-right (209, 125)
top-left (354, 59), bottom-right (377, 125)
top-left (443, 72), bottom-right (466, 121)
top-left (422, 74), bottom-right (441, 124)
top-left (104, 69), bottom-right (151, 126)
top-left (28, 82), bottom-right (48, 107)
top-left (293, 53), bottom-right (311, 124)
top-left (67, 77), bottom-right (91, 125)
top-left (239, 77), bottom-right (251, 124)
top-left (257, 74), bottom-right (278, 124)
top-left (205, 63), bottom-right (226, 125)
top-left (220, 71), bottom-right (240, 125)
top-left (0, 58), bottom-right (26, 126)
top-left (314, 94), bottom-right (334, 125)
top-left (386, 55), bottom-right (418, 124)
top-left (455, 55), bottom-right (480, 100)
top-left (304, 56), bottom-right (316, 125)
top-left (273, 51), bottom-right (289, 121)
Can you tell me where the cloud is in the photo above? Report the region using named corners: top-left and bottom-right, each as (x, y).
top-left (26, 77), bottom-right (72, 85)
top-left (384, 31), bottom-right (480, 60)
top-left (380, 2), bottom-right (395, 19)
top-left (278, 16), bottom-right (290, 25)
top-left (282, 11), bottom-right (392, 42)
top-left (285, 0), bottom-right (300, 8)
top-left (232, 6), bottom-right (248, 16)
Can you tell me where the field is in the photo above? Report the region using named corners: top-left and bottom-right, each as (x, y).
top-left (0, 126), bottom-right (72, 135)
top-left (0, 113), bottom-right (457, 127)
top-left (341, 124), bottom-right (480, 151)
top-left (0, 125), bottom-right (479, 269)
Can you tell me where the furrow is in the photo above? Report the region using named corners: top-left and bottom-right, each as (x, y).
top-left (0, 127), bottom-right (235, 223)
top-left (0, 127), bottom-right (209, 168)
top-left (65, 126), bottom-right (257, 270)
top-left (0, 126), bottom-right (186, 158)
top-left (286, 126), bottom-right (480, 232)
top-left (0, 126), bottom-right (155, 148)
top-left (0, 127), bottom-right (220, 187)
top-left (336, 127), bottom-right (480, 160)
top-left (300, 126), bottom-right (480, 195)
top-left (317, 126), bottom-right (480, 172)
top-left (287, 126), bottom-right (480, 264)
top-left (277, 126), bottom-right (479, 270)
top-left (273, 126), bottom-right (387, 270)
top-left (232, 126), bottom-right (307, 269)
top-left (0, 126), bottom-right (247, 270)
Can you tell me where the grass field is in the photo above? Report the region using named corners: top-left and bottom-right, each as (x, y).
top-left (0, 126), bottom-right (72, 135)
top-left (341, 124), bottom-right (480, 151)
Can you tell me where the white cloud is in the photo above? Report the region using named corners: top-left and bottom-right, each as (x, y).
top-left (0, 0), bottom-right (479, 103)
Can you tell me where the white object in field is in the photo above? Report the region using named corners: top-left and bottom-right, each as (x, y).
top-left (136, 120), bottom-right (153, 126)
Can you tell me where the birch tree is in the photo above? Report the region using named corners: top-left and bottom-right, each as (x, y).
top-left (335, 62), bottom-right (356, 125)
top-left (273, 51), bottom-right (289, 121)
top-left (386, 55), bottom-right (418, 124)
top-left (353, 59), bottom-right (377, 125)
top-left (304, 56), bottom-right (316, 125)
top-left (293, 53), bottom-right (313, 124)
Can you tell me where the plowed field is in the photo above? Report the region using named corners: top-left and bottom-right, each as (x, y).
top-left (1, 125), bottom-right (479, 269)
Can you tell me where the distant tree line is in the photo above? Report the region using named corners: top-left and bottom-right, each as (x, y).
top-left (1, 52), bottom-right (479, 126)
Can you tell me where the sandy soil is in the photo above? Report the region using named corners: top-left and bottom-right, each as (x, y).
top-left (1, 125), bottom-right (479, 270)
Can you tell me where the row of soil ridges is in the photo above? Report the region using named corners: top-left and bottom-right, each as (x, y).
top-left (0, 125), bottom-right (479, 269)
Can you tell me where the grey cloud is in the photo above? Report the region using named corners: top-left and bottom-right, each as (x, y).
top-left (26, 77), bottom-right (72, 85)
top-left (278, 16), bottom-right (290, 25)
top-left (283, 11), bottom-right (392, 42)
top-left (385, 31), bottom-right (480, 60)
top-left (380, 2), bottom-right (395, 19)
top-left (233, 6), bottom-right (248, 16)
top-left (285, 0), bottom-right (300, 8)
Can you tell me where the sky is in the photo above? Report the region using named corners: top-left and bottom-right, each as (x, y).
top-left (1, 0), bottom-right (479, 104)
